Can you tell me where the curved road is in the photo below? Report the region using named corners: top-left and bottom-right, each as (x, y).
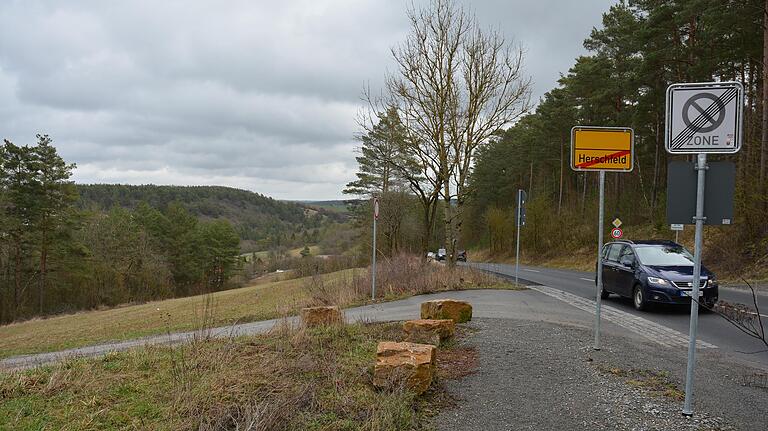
top-left (2, 265), bottom-right (766, 371)
top-left (472, 262), bottom-right (768, 368)
top-left (1, 288), bottom-right (610, 371)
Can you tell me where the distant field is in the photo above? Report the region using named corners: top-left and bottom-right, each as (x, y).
top-left (0, 269), bottom-right (358, 359)
top-left (302, 200), bottom-right (350, 213)
top-left (241, 245), bottom-right (321, 262)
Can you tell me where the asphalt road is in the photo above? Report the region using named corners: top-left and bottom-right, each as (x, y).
top-left (472, 262), bottom-right (768, 368)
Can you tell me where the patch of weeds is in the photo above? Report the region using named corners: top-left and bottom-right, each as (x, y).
top-left (599, 366), bottom-right (684, 401)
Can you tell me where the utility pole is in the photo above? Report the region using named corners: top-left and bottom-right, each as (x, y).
top-left (515, 189), bottom-right (526, 285)
top-left (371, 197), bottom-right (379, 300)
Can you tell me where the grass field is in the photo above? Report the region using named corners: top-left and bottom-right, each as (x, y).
top-left (0, 262), bottom-right (513, 360)
top-left (0, 269), bottom-right (357, 360)
top-left (1, 322), bottom-right (466, 430)
top-left (242, 245), bottom-right (322, 262)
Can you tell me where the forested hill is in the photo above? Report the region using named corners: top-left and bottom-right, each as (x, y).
top-left (76, 184), bottom-right (338, 249)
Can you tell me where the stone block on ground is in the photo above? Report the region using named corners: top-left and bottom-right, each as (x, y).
top-left (420, 299), bottom-right (472, 323)
top-left (373, 341), bottom-right (436, 394)
top-left (300, 306), bottom-right (343, 327)
top-left (403, 319), bottom-right (455, 345)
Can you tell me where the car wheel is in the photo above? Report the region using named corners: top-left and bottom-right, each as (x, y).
top-left (600, 283), bottom-right (610, 299)
top-left (633, 285), bottom-right (647, 311)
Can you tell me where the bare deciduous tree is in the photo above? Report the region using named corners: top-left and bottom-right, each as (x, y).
top-left (387, 0), bottom-right (531, 264)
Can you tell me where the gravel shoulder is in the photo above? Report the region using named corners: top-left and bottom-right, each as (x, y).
top-left (435, 318), bottom-right (767, 431)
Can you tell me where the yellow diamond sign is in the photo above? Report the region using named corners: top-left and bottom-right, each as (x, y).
top-left (612, 218), bottom-right (622, 228)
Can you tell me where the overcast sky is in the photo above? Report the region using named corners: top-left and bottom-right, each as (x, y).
top-left (0, 0), bottom-right (616, 200)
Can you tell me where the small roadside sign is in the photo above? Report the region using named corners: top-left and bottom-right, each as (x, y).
top-left (610, 227), bottom-right (623, 239)
top-left (612, 218), bottom-right (622, 228)
top-left (665, 82), bottom-right (744, 154)
top-left (671, 224), bottom-right (684, 231)
top-left (373, 198), bottom-right (379, 220)
top-left (571, 126), bottom-right (634, 172)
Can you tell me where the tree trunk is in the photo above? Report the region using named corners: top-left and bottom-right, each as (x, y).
top-left (443, 192), bottom-right (456, 266)
top-left (420, 200), bottom-right (434, 257)
top-left (13, 240), bottom-right (21, 321)
top-left (39, 227), bottom-right (47, 314)
top-left (528, 162), bottom-right (534, 200)
top-left (651, 113), bottom-right (661, 215)
top-left (761, 0), bottom-right (768, 192)
top-left (558, 139), bottom-right (564, 215)
top-left (581, 173), bottom-right (587, 215)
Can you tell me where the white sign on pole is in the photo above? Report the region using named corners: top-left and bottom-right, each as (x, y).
top-left (666, 81), bottom-right (743, 418)
top-left (665, 81), bottom-right (744, 154)
top-left (671, 224), bottom-right (684, 231)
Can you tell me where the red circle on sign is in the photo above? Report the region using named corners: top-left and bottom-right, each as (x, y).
top-left (611, 227), bottom-right (623, 239)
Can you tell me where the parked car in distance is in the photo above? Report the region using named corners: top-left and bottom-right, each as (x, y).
top-left (436, 248), bottom-right (447, 261)
top-left (433, 248), bottom-right (467, 262)
top-left (426, 251), bottom-right (436, 261)
top-left (597, 240), bottom-right (718, 311)
top-left (456, 250), bottom-right (467, 262)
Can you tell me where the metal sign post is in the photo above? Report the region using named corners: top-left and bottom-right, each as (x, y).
top-left (671, 224), bottom-right (684, 243)
top-left (371, 197), bottom-right (379, 300)
top-left (682, 153), bottom-right (706, 416)
top-left (571, 126), bottom-right (634, 351)
top-left (595, 170), bottom-right (605, 350)
top-left (515, 189), bottom-right (526, 286)
top-left (665, 81), bottom-right (743, 417)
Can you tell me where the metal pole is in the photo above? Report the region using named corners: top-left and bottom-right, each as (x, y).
top-left (683, 153), bottom-right (707, 416)
top-left (515, 190), bottom-right (521, 286)
top-left (594, 170), bottom-right (605, 350)
top-left (675, 229), bottom-right (679, 244)
top-left (371, 207), bottom-right (377, 301)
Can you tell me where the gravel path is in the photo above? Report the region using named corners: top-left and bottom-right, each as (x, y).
top-left (436, 318), bottom-right (767, 430)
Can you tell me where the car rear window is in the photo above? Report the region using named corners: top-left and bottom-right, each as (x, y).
top-left (635, 245), bottom-right (694, 266)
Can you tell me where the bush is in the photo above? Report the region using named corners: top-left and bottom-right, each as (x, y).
top-left (302, 254), bottom-right (502, 306)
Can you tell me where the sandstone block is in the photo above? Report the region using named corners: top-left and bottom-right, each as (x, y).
top-left (373, 341), bottom-right (436, 394)
top-left (403, 319), bottom-right (455, 345)
top-left (300, 306), bottom-right (343, 327)
top-left (420, 299), bottom-right (472, 323)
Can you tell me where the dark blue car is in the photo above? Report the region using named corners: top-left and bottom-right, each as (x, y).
top-left (598, 240), bottom-right (719, 311)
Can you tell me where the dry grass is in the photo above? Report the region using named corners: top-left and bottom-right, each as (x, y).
top-left (0, 322), bottom-right (443, 430)
top-left (303, 254), bottom-right (514, 307)
top-left (0, 270), bottom-right (357, 359)
top-left (471, 247), bottom-right (595, 272)
top-left (0, 258), bottom-right (513, 360)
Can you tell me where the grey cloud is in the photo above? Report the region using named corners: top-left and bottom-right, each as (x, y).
top-left (0, 0), bottom-right (616, 200)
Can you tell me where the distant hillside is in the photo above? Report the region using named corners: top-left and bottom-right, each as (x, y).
top-left (76, 184), bottom-right (343, 250)
top-left (301, 200), bottom-right (352, 214)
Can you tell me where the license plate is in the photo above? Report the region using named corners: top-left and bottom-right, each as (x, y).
top-left (681, 291), bottom-right (703, 298)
